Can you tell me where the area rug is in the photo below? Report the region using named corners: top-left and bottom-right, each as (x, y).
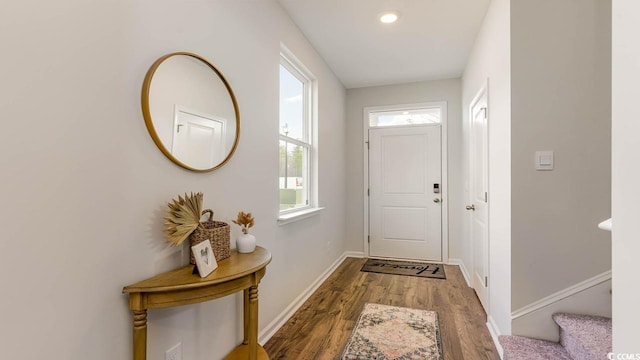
top-left (360, 258), bottom-right (446, 279)
top-left (341, 303), bottom-right (443, 360)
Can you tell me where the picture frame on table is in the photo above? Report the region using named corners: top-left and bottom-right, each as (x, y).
top-left (191, 241), bottom-right (218, 278)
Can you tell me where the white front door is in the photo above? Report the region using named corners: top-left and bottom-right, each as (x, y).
top-left (469, 86), bottom-right (489, 311)
top-left (369, 125), bottom-right (442, 261)
top-left (172, 107), bottom-right (226, 169)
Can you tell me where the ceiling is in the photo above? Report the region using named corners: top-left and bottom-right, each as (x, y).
top-left (277, 0), bottom-right (491, 89)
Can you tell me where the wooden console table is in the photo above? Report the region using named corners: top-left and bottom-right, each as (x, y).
top-left (123, 246), bottom-right (271, 360)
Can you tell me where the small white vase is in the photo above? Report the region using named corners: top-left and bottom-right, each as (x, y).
top-left (237, 233), bottom-right (256, 253)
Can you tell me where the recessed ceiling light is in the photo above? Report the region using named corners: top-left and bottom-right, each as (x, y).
top-left (379, 11), bottom-right (400, 24)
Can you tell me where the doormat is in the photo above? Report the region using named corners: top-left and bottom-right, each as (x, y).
top-left (360, 258), bottom-right (446, 279)
top-left (341, 303), bottom-right (443, 360)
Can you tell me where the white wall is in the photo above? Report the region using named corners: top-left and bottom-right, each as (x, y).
top-left (0, 1), bottom-right (347, 359)
top-left (345, 79), bottom-right (462, 258)
top-left (461, 0), bottom-right (512, 336)
top-left (510, 0), bottom-right (612, 312)
top-left (611, 0), bottom-right (640, 353)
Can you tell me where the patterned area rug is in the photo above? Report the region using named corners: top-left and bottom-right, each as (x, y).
top-left (360, 258), bottom-right (446, 279)
top-left (341, 303), bottom-right (443, 360)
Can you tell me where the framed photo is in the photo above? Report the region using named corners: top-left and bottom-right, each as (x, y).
top-left (191, 241), bottom-right (218, 278)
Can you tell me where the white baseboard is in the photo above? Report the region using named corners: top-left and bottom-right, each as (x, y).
top-left (447, 258), bottom-right (471, 287)
top-left (511, 270), bottom-right (612, 320)
top-left (511, 279), bottom-right (612, 342)
top-left (258, 251), bottom-right (361, 344)
top-left (486, 316), bottom-right (504, 359)
top-left (343, 251), bottom-right (366, 258)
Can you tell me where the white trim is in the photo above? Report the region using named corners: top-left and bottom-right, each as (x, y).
top-left (277, 207), bottom-right (325, 225)
top-left (279, 44), bottom-right (318, 216)
top-left (280, 43), bottom-right (315, 83)
top-left (258, 251), bottom-right (362, 344)
top-left (343, 251), bottom-right (366, 258)
top-left (486, 316), bottom-right (504, 359)
top-left (365, 102), bottom-right (446, 118)
top-left (363, 101), bottom-right (449, 263)
top-left (447, 258), bottom-right (472, 287)
top-left (510, 270), bottom-right (612, 320)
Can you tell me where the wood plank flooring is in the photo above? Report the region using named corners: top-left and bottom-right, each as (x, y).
top-left (264, 257), bottom-right (500, 359)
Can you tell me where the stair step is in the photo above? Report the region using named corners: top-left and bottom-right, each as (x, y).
top-left (553, 313), bottom-right (612, 360)
top-left (499, 335), bottom-right (573, 360)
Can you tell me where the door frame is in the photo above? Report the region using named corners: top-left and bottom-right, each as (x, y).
top-left (468, 81), bottom-right (490, 310)
top-left (363, 101), bottom-right (449, 263)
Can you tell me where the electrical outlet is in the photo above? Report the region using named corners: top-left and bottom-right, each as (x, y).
top-left (165, 342), bottom-right (182, 360)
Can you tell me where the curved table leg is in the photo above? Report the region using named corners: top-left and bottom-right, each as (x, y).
top-left (247, 285), bottom-right (259, 360)
top-left (226, 285), bottom-right (267, 360)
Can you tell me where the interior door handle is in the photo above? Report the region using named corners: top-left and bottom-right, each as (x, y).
top-left (466, 204), bottom-right (475, 211)
top-left (433, 198), bottom-right (440, 203)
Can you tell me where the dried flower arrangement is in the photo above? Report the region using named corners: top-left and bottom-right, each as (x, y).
top-left (164, 192), bottom-right (203, 246)
top-left (232, 211), bottom-right (255, 234)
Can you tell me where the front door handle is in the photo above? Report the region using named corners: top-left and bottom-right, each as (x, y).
top-left (433, 198), bottom-right (440, 203)
top-left (465, 204), bottom-right (475, 211)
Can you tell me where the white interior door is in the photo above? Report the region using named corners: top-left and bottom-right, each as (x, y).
top-left (172, 107), bottom-right (226, 169)
top-left (469, 88), bottom-right (489, 311)
top-left (369, 125), bottom-right (442, 261)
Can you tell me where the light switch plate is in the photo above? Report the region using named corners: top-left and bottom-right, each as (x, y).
top-left (535, 151), bottom-right (554, 171)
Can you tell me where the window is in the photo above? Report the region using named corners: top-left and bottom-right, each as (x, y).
top-left (279, 50), bottom-right (316, 216)
top-left (369, 106), bottom-right (441, 127)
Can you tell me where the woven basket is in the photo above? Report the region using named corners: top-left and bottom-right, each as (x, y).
top-left (189, 209), bottom-right (230, 265)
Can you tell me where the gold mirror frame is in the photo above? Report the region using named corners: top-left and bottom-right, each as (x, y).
top-left (141, 52), bottom-right (240, 172)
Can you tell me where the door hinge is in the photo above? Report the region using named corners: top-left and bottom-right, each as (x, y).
top-left (482, 107), bottom-right (487, 119)
top-left (367, 235), bottom-right (370, 243)
top-left (367, 188), bottom-right (370, 197)
top-left (484, 276), bottom-right (488, 287)
top-left (366, 141), bottom-right (369, 150)
top-left (484, 192), bottom-right (488, 202)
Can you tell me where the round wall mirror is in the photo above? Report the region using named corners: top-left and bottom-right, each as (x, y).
top-left (142, 52), bottom-right (240, 172)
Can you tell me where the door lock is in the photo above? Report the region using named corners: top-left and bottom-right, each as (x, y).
top-left (433, 198), bottom-right (440, 203)
top-left (465, 204), bottom-right (475, 211)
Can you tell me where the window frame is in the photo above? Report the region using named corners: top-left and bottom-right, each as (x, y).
top-left (278, 47), bottom-right (319, 219)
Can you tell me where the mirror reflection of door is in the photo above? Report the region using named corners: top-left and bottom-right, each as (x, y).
top-left (172, 106), bottom-right (226, 169)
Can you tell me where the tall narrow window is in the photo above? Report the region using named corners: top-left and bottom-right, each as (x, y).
top-left (279, 51), bottom-right (315, 214)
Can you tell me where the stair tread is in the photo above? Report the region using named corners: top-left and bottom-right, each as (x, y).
top-left (499, 335), bottom-right (573, 360)
top-left (553, 313), bottom-right (612, 360)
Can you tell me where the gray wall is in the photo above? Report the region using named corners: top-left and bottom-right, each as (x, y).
top-left (510, 0), bottom-right (612, 310)
top-left (0, 1), bottom-right (347, 359)
top-left (345, 79), bottom-right (462, 259)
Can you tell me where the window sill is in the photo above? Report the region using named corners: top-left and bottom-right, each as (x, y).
top-left (278, 207), bottom-right (325, 226)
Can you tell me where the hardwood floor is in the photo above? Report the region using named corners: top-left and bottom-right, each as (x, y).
top-left (264, 257), bottom-right (500, 359)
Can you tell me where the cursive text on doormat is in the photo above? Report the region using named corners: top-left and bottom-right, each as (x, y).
top-left (360, 258), bottom-right (446, 279)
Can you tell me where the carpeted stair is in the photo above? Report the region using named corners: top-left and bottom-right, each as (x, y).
top-left (499, 313), bottom-right (611, 360)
